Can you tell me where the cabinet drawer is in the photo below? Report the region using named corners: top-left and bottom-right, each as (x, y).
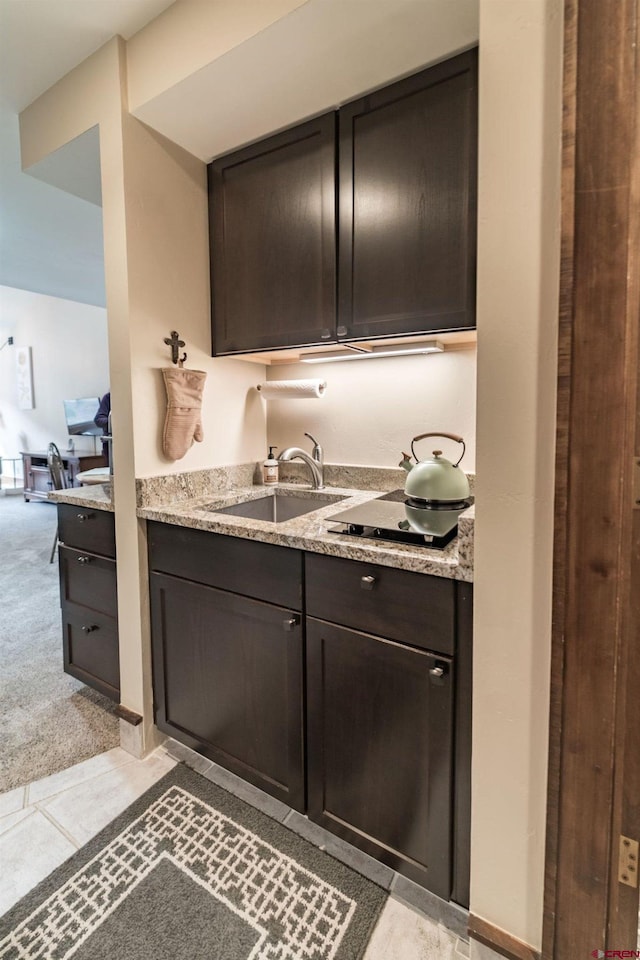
top-left (305, 553), bottom-right (455, 655)
top-left (58, 503), bottom-right (115, 558)
top-left (147, 521), bottom-right (302, 610)
top-left (62, 606), bottom-right (119, 700)
top-left (59, 545), bottom-right (117, 617)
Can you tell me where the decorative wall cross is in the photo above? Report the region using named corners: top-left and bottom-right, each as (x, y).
top-left (164, 331), bottom-right (187, 366)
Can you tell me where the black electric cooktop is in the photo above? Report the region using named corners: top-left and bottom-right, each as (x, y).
top-left (325, 490), bottom-right (473, 549)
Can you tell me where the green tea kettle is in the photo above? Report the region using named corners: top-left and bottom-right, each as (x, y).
top-left (399, 432), bottom-right (470, 505)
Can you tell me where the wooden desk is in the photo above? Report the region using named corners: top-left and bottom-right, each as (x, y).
top-left (21, 450), bottom-right (108, 502)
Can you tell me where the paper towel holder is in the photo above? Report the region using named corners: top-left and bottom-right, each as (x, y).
top-left (256, 379), bottom-right (327, 397)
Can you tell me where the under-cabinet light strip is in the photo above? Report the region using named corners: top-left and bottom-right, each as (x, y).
top-left (299, 341), bottom-right (444, 363)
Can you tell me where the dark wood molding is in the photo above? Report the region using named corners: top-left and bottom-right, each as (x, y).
top-left (543, 0), bottom-right (640, 954)
top-left (114, 705), bottom-right (142, 726)
top-left (607, 0), bottom-right (640, 945)
top-left (468, 914), bottom-right (540, 960)
top-left (542, 2), bottom-right (577, 953)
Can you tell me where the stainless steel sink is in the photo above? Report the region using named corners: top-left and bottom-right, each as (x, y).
top-left (203, 491), bottom-right (345, 523)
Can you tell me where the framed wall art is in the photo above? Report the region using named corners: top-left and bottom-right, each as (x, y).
top-left (16, 346), bottom-right (34, 410)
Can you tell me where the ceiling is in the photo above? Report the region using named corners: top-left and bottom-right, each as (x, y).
top-left (0, 0), bottom-right (478, 312)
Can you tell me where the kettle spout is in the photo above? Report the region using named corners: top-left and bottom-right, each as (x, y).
top-left (399, 452), bottom-right (413, 473)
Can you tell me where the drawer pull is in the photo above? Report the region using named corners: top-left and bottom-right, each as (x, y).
top-left (283, 616), bottom-right (300, 632)
top-left (77, 555), bottom-right (92, 564)
top-left (81, 624), bottom-right (98, 634)
top-left (360, 575), bottom-right (377, 590)
top-left (76, 512), bottom-right (95, 522)
top-left (429, 663), bottom-right (447, 685)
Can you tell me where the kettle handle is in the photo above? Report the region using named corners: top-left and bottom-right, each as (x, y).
top-left (410, 432), bottom-right (466, 468)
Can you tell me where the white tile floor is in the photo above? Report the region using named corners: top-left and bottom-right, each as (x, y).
top-left (0, 745), bottom-right (469, 959)
top-left (0, 747), bottom-right (176, 918)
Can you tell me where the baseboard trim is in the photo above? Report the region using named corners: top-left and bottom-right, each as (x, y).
top-left (468, 914), bottom-right (540, 960)
top-left (115, 704), bottom-right (143, 726)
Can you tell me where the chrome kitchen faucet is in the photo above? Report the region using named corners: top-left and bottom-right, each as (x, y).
top-left (278, 432), bottom-right (324, 489)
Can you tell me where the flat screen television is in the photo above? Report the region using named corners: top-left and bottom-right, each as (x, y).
top-left (63, 397), bottom-right (102, 436)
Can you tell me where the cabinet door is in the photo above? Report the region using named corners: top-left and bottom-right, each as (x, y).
top-left (306, 618), bottom-right (453, 897)
top-left (338, 49), bottom-right (477, 340)
top-left (151, 573), bottom-right (305, 810)
top-left (208, 113), bottom-right (336, 354)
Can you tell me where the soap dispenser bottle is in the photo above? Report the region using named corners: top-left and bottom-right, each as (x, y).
top-left (263, 446), bottom-right (279, 485)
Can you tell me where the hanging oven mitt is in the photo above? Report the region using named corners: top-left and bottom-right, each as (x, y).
top-left (162, 367), bottom-right (207, 461)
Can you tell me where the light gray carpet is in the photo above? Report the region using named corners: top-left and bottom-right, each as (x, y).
top-left (0, 764), bottom-right (387, 958)
top-left (0, 494), bottom-right (119, 794)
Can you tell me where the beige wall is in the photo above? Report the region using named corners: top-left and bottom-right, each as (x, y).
top-left (20, 40), bottom-right (122, 171)
top-left (0, 285), bottom-right (109, 465)
top-left (19, 37), bottom-right (267, 753)
top-left (127, 0), bottom-right (478, 163)
top-left (472, 0), bottom-right (562, 949)
top-left (126, 0), bottom-right (306, 114)
top-left (117, 112), bottom-right (265, 479)
top-left (264, 347), bottom-right (476, 471)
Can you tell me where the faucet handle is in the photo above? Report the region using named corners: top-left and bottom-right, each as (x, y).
top-left (304, 432), bottom-right (323, 463)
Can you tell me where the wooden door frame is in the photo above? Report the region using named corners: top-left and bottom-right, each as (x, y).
top-left (543, 0), bottom-right (640, 956)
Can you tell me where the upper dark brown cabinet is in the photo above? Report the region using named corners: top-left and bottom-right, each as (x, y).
top-left (338, 49), bottom-right (478, 341)
top-left (207, 49), bottom-right (477, 355)
top-left (208, 113), bottom-right (336, 355)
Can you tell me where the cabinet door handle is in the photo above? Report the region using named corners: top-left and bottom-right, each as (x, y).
top-left (77, 555), bottom-right (92, 564)
top-left (283, 616), bottom-right (300, 631)
top-left (76, 512), bottom-right (95, 522)
top-left (429, 663), bottom-right (448, 685)
top-left (81, 625), bottom-right (98, 633)
top-left (360, 575), bottom-right (377, 590)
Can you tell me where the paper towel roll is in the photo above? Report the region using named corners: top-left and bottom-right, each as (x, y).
top-left (257, 379), bottom-right (327, 399)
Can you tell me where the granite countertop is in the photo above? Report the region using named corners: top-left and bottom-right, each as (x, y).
top-left (48, 483), bottom-right (114, 512)
top-left (49, 470), bottom-right (474, 582)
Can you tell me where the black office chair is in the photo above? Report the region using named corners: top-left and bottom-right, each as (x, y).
top-left (47, 442), bottom-right (67, 563)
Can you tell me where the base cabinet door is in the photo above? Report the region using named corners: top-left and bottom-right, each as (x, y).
top-left (306, 618), bottom-right (454, 898)
top-left (151, 572), bottom-right (305, 811)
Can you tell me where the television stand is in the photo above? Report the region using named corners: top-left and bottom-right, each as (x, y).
top-left (21, 451), bottom-right (108, 502)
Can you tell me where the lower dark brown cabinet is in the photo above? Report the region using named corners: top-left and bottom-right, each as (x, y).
top-left (147, 521), bottom-right (471, 907)
top-left (57, 505), bottom-right (119, 701)
top-left (306, 618), bottom-right (454, 898)
top-left (150, 571), bottom-right (305, 812)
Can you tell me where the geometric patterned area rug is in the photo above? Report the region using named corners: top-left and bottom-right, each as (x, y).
top-left (0, 764), bottom-right (387, 959)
